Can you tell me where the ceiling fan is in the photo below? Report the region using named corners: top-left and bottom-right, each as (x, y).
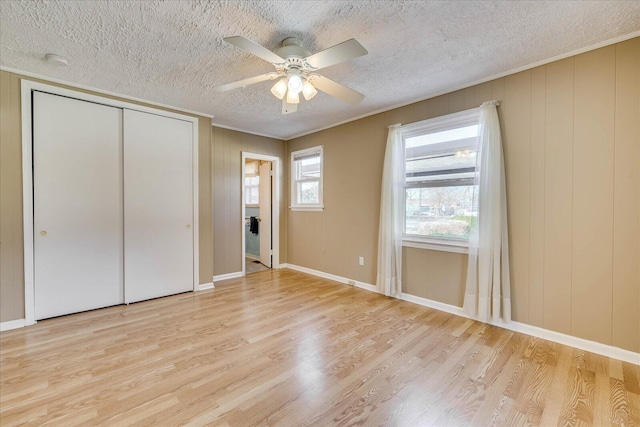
top-left (214, 36), bottom-right (368, 114)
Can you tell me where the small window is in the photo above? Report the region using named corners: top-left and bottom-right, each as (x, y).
top-left (245, 160), bottom-right (260, 205)
top-left (401, 109), bottom-right (480, 249)
top-left (245, 175), bottom-right (259, 205)
top-left (291, 146), bottom-right (323, 211)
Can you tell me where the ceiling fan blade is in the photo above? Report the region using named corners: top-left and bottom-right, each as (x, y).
top-left (224, 36), bottom-right (285, 64)
top-left (282, 97), bottom-right (298, 114)
top-left (310, 75), bottom-right (365, 105)
top-left (304, 39), bottom-right (368, 70)
top-left (214, 73), bottom-right (278, 92)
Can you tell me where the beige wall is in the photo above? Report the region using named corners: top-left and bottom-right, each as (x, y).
top-left (0, 70), bottom-right (214, 322)
top-left (0, 71), bottom-right (25, 321)
top-left (211, 126), bottom-right (287, 276)
top-left (287, 38), bottom-right (640, 352)
top-left (287, 119), bottom-right (386, 283)
top-left (402, 248), bottom-right (467, 306)
top-left (1, 39), bottom-right (637, 353)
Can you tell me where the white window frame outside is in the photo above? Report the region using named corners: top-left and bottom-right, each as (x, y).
top-left (244, 175), bottom-right (260, 206)
top-left (290, 145), bottom-right (324, 211)
top-left (399, 107), bottom-right (480, 254)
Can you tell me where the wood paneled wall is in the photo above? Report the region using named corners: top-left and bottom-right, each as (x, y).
top-left (0, 70), bottom-right (214, 322)
top-left (211, 126), bottom-right (287, 276)
top-left (0, 71), bottom-right (25, 322)
top-left (287, 38), bottom-right (639, 352)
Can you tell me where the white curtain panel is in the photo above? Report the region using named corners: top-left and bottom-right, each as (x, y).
top-left (376, 124), bottom-right (403, 297)
top-left (463, 101), bottom-right (512, 323)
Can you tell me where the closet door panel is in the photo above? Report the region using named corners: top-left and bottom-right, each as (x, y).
top-left (123, 110), bottom-right (193, 303)
top-left (33, 92), bottom-right (123, 320)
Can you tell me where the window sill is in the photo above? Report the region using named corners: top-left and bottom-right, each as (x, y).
top-left (290, 206), bottom-right (324, 212)
top-left (402, 237), bottom-right (469, 254)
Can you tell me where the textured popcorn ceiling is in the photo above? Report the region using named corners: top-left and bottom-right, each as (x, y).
top-left (1, 1), bottom-right (639, 139)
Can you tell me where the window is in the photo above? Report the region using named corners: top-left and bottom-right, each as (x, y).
top-left (245, 175), bottom-right (259, 205)
top-left (291, 146), bottom-right (323, 210)
top-left (245, 160), bottom-right (260, 205)
top-left (401, 108), bottom-right (480, 250)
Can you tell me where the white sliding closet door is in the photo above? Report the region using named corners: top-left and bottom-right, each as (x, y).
top-left (123, 110), bottom-right (194, 303)
top-left (33, 92), bottom-right (124, 320)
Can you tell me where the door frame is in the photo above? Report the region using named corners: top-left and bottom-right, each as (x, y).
top-left (21, 80), bottom-right (200, 326)
top-left (241, 152), bottom-right (280, 275)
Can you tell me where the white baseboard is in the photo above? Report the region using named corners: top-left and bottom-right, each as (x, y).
top-left (284, 264), bottom-right (378, 293)
top-left (354, 281), bottom-right (378, 292)
top-left (399, 292), bottom-right (466, 317)
top-left (398, 292), bottom-right (639, 365)
top-left (283, 264), bottom-right (639, 365)
top-left (213, 271), bottom-right (244, 282)
top-left (506, 320), bottom-right (640, 366)
top-left (1, 318), bottom-right (26, 332)
top-left (198, 282), bottom-right (215, 291)
top-left (245, 254), bottom-right (260, 261)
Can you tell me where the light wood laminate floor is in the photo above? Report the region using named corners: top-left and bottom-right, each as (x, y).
top-left (1, 269), bottom-right (639, 426)
top-left (246, 257), bottom-right (270, 274)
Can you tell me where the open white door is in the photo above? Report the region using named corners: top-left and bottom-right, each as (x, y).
top-left (258, 161), bottom-right (272, 268)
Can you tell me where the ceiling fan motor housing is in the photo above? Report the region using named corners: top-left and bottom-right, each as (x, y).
top-left (275, 37), bottom-right (311, 64)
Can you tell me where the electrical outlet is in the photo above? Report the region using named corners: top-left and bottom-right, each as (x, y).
top-left (359, 256), bottom-right (364, 266)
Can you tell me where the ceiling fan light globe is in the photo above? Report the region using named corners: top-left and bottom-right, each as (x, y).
top-left (302, 80), bottom-right (317, 100)
top-left (287, 74), bottom-right (303, 95)
top-left (271, 78), bottom-right (287, 100)
top-left (286, 89), bottom-right (300, 104)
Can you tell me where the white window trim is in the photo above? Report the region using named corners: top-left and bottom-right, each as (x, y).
top-left (290, 145), bottom-right (324, 211)
top-left (399, 107), bottom-right (480, 254)
top-left (290, 206), bottom-right (325, 212)
top-left (402, 236), bottom-right (469, 254)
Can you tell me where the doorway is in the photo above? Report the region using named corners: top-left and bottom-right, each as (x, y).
top-left (241, 152), bottom-right (280, 275)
